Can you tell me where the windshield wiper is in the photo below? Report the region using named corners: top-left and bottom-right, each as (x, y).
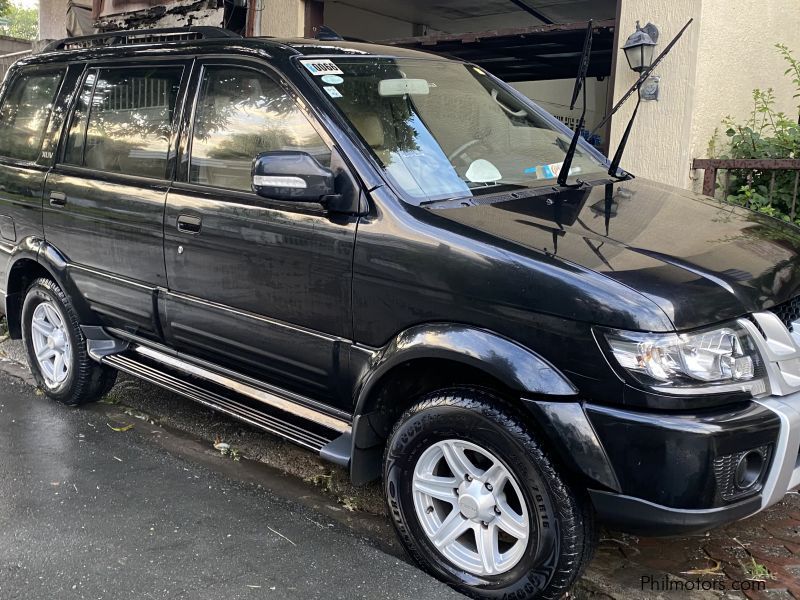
top-left (556, 20), bottom-right (593, 188)
top-left (594, 19), bottom-right (694, 179)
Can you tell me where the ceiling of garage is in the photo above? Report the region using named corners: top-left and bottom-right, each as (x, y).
top-left (326, 0), bottom-right (617, 33)
top-left (386, 20), bottom-right (616, 82)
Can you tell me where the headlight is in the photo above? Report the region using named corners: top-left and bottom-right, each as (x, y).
top-left (601, 322), bottom-right (768, 395)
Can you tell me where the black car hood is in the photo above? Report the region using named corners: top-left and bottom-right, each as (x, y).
top-left (427, 178), bottom-right (800, 330)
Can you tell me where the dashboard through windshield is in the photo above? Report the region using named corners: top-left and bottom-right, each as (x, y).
top-left (299, 56), bottom-right (609, 205)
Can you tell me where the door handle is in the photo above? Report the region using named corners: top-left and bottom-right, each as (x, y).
top-left (49, 191), bottom-right (67, 207)
top-left (176, 214), bottom-right (202, 234)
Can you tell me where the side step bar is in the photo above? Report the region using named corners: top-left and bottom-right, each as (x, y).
top-left (96, 340), bottom-right (351, 463)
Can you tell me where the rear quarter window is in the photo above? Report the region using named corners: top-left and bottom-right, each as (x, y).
top-left (0, 69), bottom-right (64, 162)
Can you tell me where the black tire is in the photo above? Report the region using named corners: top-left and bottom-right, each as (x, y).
top-left (384, 387), bottom-right (596, 600)
top-left (21, 277), bottom-right (117, 406)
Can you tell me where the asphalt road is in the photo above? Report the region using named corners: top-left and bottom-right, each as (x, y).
top-left (0, 370), bottom-right (463, 600)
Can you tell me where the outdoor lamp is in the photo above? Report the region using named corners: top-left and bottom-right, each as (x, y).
top-left (622, 22), bottom-right (657, 73)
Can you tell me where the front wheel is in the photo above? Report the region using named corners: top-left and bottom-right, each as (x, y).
top-left (21, 277), bottom-right (117, 405)
top-left (384, 388), bottom-right (595, 600)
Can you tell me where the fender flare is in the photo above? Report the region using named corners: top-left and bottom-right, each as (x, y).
top-left (4, 239), bottom-right (97, 333)
top-left (349, 323), bottom-right (577, 484)
top-left (354, 323), bottom-right (577, 416)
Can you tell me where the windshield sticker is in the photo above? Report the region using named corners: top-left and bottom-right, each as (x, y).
top-left (324, 86), bottom-right (343, 99)
top-left (525, 162), bottom-right (582, 179)
top-left (321, 74), bottom-right (344, 85)
top-left (300, 59), bottom-right (344, 76)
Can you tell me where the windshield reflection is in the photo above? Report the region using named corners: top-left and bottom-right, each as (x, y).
top-left (303, 58), bottom-right (608, 204)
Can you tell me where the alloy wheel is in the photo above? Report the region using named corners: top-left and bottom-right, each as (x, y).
top-left (30, 300), bottom-right (72, 389)
top-left (412, 439), bottom-right (531, 576)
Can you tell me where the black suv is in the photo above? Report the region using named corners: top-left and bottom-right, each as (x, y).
top-left (1, 26), bottom-right (799, 600)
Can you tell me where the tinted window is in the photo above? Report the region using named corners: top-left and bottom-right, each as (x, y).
top-left (0, 69), bottom-right (63, 161)
top-left (63, 70), bottom-right (96, 166)
top-left (190, 66), bottom-right (330, 192)
top-left (65, 66), bottom-right (183, 179)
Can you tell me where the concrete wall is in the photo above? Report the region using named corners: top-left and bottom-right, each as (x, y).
top-left (255, 0), bottom-right (305, 37)
top-left (39, 0), bottom-right (70, 40)
top-left (610, 0), bottom-right (800, 191)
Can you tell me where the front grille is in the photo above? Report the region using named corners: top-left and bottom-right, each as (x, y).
top-left (770, 296), bottom-right (800, 332)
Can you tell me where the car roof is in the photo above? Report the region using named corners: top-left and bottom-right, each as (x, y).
top-left (19, 34), bottom-right (453, 67)
top-left (274, 38), bottom-right (446, 60)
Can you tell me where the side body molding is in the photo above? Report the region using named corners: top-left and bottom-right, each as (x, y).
top-left (349, 323), bottom-right (578, 485)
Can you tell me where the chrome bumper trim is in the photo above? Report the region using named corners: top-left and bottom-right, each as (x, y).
top-left (755, 391), bottom-right (800, 510)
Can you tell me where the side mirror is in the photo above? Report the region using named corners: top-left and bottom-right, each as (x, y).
top-left (251, 151), bottom-right (335, 203)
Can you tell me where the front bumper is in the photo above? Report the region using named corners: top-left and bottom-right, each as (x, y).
top-left (586, 389), bottom-right (800, 536)
top-left (529, 388), bottom-right (800, 536)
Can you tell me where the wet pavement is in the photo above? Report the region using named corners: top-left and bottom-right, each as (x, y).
top-left (0, 335), bottom-right (799, 599)
top-left (0, 368), bottom-right (463, 600)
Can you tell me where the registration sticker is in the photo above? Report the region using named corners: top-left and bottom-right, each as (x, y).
top-left (324, 86), bottom-right (343, 98)
top-left (300, 59), bottom-right (344, 76)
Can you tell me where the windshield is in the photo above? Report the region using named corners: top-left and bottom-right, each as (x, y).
top-left (299, 56), bottom-right (609, 204)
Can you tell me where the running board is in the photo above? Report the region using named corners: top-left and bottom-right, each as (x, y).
top-left (99, 346), bottom-right (352, 462)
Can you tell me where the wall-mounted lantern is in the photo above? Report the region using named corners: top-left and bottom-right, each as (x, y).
top-left (622, 21), bottom-right (659, 73)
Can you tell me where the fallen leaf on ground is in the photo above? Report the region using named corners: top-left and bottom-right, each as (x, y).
top-left (107, 422), bottom-right (134, 432)
top-left (682, 559), bottom-right (722, 576)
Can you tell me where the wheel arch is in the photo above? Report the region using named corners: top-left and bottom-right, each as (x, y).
top-left (5, 239), bottom-right (95, 338)
top-left (349, 323), bottom-right (578, 485)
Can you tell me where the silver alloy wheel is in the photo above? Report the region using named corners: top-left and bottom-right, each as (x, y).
top-left (30, 300), bottom-right (72, 389)
top-left (412, 439), bottom-right (530, 576)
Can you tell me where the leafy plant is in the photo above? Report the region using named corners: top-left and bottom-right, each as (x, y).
top-left (0, 2), bottom-right (38, 41)
top-left (712, 44), bottom-right (800, 226)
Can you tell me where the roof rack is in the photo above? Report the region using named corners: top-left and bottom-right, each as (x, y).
top-left (42, 26), bottom-right (241, 53)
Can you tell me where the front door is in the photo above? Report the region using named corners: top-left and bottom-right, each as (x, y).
top-left (43, 62), bottom-right (188, 339)
top-left (163, 60), bottom-right (358, 407)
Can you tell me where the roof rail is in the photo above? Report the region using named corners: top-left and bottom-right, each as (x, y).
top-left (42, 26), bottom-right (241, 53)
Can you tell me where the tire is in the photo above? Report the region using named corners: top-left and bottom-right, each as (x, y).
top-left (21, 277), bottom-right (117, 406)
top-left (384, 387), bottom-right (596, 600)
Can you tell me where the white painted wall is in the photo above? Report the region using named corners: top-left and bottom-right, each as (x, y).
top-left (610, 0), bottom-right (800, 191)
top-left (609, 0), bottom-right (703, 189)
top-left (689, 0), bottom-right (800, 191)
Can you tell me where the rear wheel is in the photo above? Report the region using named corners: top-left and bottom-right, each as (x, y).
top-left (384, 387), bottom-right (595, 600)
top-left (22, 277), bottom-right (116, 405)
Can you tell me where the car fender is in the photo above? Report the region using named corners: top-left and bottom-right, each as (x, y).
top-left (355, 323), bottom-right (577, 415)
top-left (5, 239), bottom-right (96, 330)
top-left (349, 323), bottom-right (578, 484)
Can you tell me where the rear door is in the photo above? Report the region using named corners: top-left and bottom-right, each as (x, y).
top-left (43, 60), bottom-right (190, 340)
top-left (163, 58), bottom-right (358, 407)
top-left (0, 64), bottom-right (70, 290)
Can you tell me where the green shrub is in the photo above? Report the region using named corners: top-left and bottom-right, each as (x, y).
top-left (710, 44), bottom-right (800, 226)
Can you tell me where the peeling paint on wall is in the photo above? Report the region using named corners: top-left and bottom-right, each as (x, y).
top-left (97, 0), bottom-right (224, 31)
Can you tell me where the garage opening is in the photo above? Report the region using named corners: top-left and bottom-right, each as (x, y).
top-left (311, 1), bottom-right (618, 152)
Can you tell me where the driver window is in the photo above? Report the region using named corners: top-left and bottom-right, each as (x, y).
top-left (189, 66), bottom-right (330, 192)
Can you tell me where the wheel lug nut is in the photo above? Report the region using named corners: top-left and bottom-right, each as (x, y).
top-left (465, 474), bottom-right (472, 481)
top-left (494, 506), bottom-right (501, 515)
top-left (481, 521), bottom-right (488, 528)
top-left (485, 483), bottom-right (493, 491)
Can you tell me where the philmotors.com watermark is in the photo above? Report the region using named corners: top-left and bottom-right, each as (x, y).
top-left (641, 574), bottom-right (767, 593)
